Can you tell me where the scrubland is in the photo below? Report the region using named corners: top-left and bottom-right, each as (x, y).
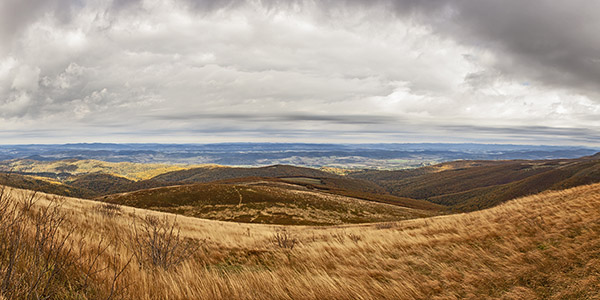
top-left (1, 183), bottom-right (599, 299)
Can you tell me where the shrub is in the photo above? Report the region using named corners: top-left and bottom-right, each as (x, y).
top-left (129, 215), bottom-right (199, 270)
top-left (0, 188), bottom-right (74, 299)
top-left (271, 230), bottom-right (298, 250)
top-left (0, 187), bottom-right (128, 299)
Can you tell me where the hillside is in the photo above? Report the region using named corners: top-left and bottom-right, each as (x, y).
top-left (0, 161), bottom-right (441, 213)
top-left (1, 182), bottom-right (599, 299)
top-left (97, 181), bottom-right (435, 225)
top-left (0, 158), bottom-right (206, 181)
top-left (151, 164), bottom-right (392, 199)
top-left (0, 172), bottom-right (91, 197)
top-left (65, 173), bottom-right (180, 196)
top-left (152, 164), bottom-right (342, 182)
top-left (2, 155), bottom-right (600, 216)
top-left (149, 164), bottom-right (444, 210)
top-left (0, 171), bottom-right (178, 199)
top-left (351, 155), bottom-right (600, 211)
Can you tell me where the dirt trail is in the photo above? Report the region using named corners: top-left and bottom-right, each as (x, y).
top-left (233, 186), bottom-right (243, 206)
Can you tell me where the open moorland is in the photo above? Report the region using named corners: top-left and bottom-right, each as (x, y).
top-left (0, 181), bottom-right (598, 299)
top-left (1, 154), bottom-right (599, 226)
top-left (0, 153), bottom-right (599, 299)
top-left (98, 181), bottom-right (436, 225)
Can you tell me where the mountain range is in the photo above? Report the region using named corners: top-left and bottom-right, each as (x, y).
top-left (0, 143), bottom-right (596, 169)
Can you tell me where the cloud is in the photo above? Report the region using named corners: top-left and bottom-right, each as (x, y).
top-left (11, 65), bottom-right (40, 91)
top-left (331, 0), bottom-right (600, 98)
top-left (0, 0), bottom-right (598, 145)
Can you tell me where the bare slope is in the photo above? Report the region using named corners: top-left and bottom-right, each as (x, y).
top-left (0, 161), bottom-right (443, 214)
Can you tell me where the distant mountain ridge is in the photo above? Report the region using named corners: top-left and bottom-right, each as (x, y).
top-left (0, 143), bottom-right (596, 168)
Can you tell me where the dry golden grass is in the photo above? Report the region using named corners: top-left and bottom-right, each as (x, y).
top-left (320, 167), bottom-right (354, 176)
top-left (1, 183), bottom-right (599, 299)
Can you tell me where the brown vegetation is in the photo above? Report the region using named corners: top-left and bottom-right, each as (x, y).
top-left (5, 156), bottom-right (600, 217)
top-left (351, 156), bottom-right (600, 211)
top-left (0, 186), bottom-right (130, 299)
top-left (129, 215), bottom-right (200, 270)
top-left (0, 182), bottom-right (598, 299)
top-left (97, 182), bottom-right (434, 225)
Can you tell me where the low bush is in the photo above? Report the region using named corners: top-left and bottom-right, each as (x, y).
top-left (129, 215), bottom-right (199, 270)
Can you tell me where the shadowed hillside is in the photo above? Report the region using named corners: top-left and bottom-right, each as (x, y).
top-left (0, 173), bottom-right (90, 197)
top-left (152, 164), bottom-right (342, 182)
top-left (351, 154), bottom-right (600, 211)
top-left (0, 162), bottom-right (443, 218)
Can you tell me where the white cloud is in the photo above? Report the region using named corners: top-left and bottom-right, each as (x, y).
top-left (0, 0), bottom-right (598, 145)
top-left (11, 65), bottom-right (40, 91)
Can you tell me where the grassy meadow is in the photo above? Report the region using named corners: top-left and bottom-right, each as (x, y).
top-left (0, 182), bottom-right (599, 299)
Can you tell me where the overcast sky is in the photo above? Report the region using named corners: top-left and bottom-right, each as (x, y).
top-left (1, 0), bottom-right (599, 145)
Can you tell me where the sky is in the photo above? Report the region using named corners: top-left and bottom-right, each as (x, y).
top-left (0, 0), bottom-right (599, 145)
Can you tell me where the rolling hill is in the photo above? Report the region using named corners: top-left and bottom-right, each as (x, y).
top-left (149, 164), bottom-right (444, 211)
top-left (1, 181), bottom-right (598, 299)
top-left (2, 154), bottom-right (599, 219)
top-left (0, 158), bottom-right (206, 181)
top-left (151, 164), bottom-right (343, 182)
top-left (97, 181), bottom-right (435, 225)
top-left (0, 172), bottom-right (90, 197)
top-left (351, 153), bottom-right (600, 211)
top-left (0, 161), bottom-right (443, 217)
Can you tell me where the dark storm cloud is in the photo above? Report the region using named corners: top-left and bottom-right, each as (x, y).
top-left (0, 0), bottom-right (84, 43)
top-left (436, 0), bottom-right (600, 97)
top-left (199, 0), bottom-right (596, 98)
top-left (348, 0), bottom-right (600, 97)
top-left (189, 0), bottom-right (600, 96)
top-left (0, 0), bottom-right (51, 46)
